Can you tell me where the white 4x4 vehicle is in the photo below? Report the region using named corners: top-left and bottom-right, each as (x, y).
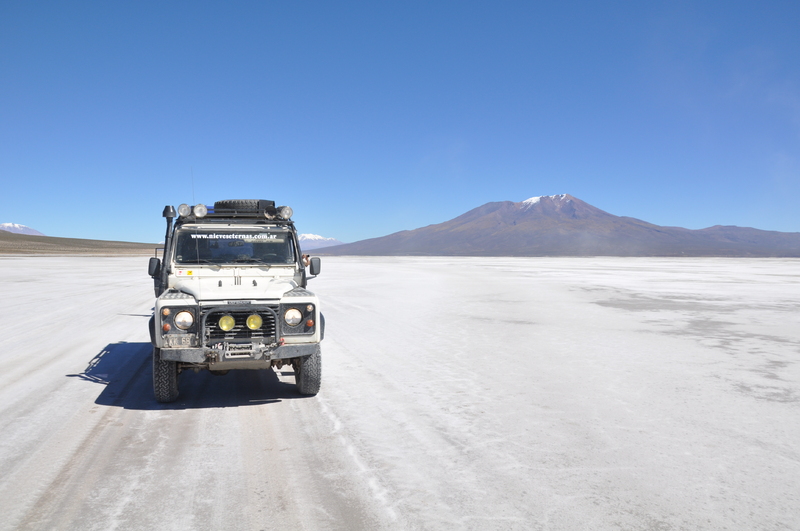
top-left (147, 199), bottom-right (323, 403)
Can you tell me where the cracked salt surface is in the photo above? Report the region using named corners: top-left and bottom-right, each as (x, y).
top-left (0, 256), bottom-right (798, 530)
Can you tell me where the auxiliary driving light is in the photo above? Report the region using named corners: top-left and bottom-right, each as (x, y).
top-left (278, 206), bottom-right (293, 219)
top-left (193, 204), bottom-right (208, 218)
top-left (177, 204), bottom-right (192, 217)
top-left (246, 314), bottom-right (263, 330)
top-left (219, 315), bottom-right (235, 331)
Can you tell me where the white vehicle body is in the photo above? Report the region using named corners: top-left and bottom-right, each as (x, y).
top-left (148, 200), bottom-right (323, 402)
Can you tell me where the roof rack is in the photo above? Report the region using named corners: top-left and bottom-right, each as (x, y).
top-left (177, 217), bottom-right (296, 228)
top-left (169, 200), bottom-right (294, 223)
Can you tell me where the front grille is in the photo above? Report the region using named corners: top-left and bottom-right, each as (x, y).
top-left (203, 306), bottom-right (278, 341)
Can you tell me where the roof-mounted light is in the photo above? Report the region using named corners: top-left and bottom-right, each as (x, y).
top-left (193, 204), bottom-right (208, 218)
top-left (177, 204), bottom-right (192, 217)
top-left (278, 206), bottom-right (293, 220)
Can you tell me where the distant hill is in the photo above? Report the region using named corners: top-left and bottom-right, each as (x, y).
top-left (319, 194), bottom-right (800, 257)
top-left (0, 231), bottom-right (159, 255)
top-left (298, 233), bottom-right (345, 251)
top-left (0, 223), bottom-right (45, 236)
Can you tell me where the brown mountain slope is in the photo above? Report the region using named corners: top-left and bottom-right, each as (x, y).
top-left (320, 194), bottom-right (800, 257)
top-left (0, 231), bottom-right (159, 255)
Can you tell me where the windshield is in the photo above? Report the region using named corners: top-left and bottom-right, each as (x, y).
top-left (173, 229), bottom-right (296, 265)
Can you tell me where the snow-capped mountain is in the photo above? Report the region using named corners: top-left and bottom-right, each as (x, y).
top-left (318, 194), bottom-right (800, 257)
top-left (521, 194), bottom-right (570, 208)
top-left (0, 223), bottom-right (45, 236)
top-left (298, 233), bottom-right (344, 251)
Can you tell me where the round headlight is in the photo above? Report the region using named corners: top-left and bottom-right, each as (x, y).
top-left (178, 204), bottom-right (192, 217)
top-left (219, 315), bottom-right (235, 331)
top-left (284, 308), bottom-right (302, 326)
top-left (193, 204), bottom-right (208, 218)
top-left (246, 314), bottom-right (263, 330)
top-left (174, 311), bottom-right (194, 330)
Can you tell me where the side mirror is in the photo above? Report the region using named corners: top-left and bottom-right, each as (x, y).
top-left (148, 257), bottom-right (161, 277)
top-left (309, 257), bottom-right (321, 276)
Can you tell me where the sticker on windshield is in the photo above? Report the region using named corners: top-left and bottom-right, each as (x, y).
top-left (190, 233), bottom-right (278, 241)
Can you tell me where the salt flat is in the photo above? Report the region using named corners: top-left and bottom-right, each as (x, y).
top-left (0, 256), bottom-right (797, 530)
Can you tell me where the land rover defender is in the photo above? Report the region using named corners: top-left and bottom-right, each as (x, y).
top-left (147, 199), bottom-right (323, 403)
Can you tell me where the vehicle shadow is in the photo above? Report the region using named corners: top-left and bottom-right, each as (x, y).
top-left (67, 342), bottom-right (307, 410)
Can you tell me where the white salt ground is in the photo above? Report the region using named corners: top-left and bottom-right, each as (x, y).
top-left (0, 256), bottom-right (797, 530)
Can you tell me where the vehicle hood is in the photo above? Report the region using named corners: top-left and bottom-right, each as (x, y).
top-left (167, 266), bottom-right (298, 301)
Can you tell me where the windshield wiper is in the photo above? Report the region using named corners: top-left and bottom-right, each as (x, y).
top-left (232, 258), bottom-right (268, 264)
top-left (179, 258), bottom-right (217, 265)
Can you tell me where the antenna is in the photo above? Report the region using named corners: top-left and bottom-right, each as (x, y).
top-left (190, 166), bottom-right (196, 204)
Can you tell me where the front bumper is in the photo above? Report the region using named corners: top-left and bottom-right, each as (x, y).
top-left (159, 343), bottom-right (319, 363)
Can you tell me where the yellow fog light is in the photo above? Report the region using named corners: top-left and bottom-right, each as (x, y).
top-left (246, 314), bottom-right (262, 330)
top-left (219, 315), bottom-right (235, 331)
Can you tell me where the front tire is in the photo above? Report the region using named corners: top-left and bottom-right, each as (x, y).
top-left (295, 347), bottom-right (321, 396)
top-left (153, 348), bottom-right (179, 403)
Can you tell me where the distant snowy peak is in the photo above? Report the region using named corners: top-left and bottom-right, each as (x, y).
top-left (299, 234), bottom-right (335, 242)
top-left (521, 194), bottom-right (570, 208)
top-left (298, 233), bottom-right (344, 250)
top-left (0, 223), bottom-right (45, 236)
top-left (516, 194), bottom-right (609, 219)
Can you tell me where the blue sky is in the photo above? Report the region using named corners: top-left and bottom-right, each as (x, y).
top-left (1, 1), bottom-right (799, 243)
